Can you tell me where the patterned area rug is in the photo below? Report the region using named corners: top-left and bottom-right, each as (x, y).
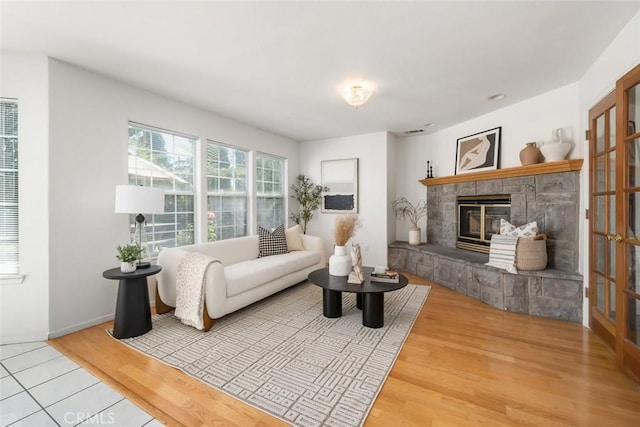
top-left (117, 282), bottom-right (430, 427)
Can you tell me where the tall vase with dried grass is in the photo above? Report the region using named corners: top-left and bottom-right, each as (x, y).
top-left (329, 214), bottom-right (359, 277)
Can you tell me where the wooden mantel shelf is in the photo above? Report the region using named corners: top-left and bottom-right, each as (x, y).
top-left (419, 159), bottom-right (584, 186)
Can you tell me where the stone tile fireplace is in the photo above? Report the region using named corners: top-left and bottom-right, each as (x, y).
top-left (389, 160), bottom-right (585, 323)
top-left (427, 168), bottom-right (580, 271)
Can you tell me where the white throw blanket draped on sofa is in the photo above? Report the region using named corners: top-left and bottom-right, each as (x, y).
top-left (175, 252), bottom-right (220, 330)
top-left (485, 234), bottom-right (519, 274)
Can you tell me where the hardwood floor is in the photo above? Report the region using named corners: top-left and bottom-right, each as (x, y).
top-left (50, 274), bottom-right (640, 426)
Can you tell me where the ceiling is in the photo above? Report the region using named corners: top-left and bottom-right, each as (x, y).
top-left (1, 1), bottom-right (639, 142)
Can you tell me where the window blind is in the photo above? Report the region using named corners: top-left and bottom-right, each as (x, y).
top-left (0, 99), bottom-right (19, 276)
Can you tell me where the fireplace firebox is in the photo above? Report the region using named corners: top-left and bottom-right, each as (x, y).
top-left (457, 195), bottom-right (511, 253)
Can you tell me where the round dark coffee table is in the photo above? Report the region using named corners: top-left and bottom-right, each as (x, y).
top-left (103, 265), bottom-right (162, 339)
top-left (308, 267), bottom-right (408, 328)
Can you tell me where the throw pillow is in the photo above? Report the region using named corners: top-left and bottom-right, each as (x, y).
top-left (258, 225), bottom-right (288, 257)
top-left (285, 225), bottom-right (304, 251)
top-left (500, 218), bottom-right (539, 237)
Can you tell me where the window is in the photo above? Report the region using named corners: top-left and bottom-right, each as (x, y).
top-left (128, 123), bottom-right (196, 256)
top-left (256, 153), bottom-right (285, 230)
top-left (206, 141), bottom-right (248, 241)
top-left (0, 99), bottom-right (18, 276)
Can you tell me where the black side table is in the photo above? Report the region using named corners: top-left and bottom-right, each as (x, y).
top-left (102, 265), bottom-right (162, 339)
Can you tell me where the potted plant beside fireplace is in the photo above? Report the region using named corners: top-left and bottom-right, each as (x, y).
top-left (393, 197), bottom-right (427, 245)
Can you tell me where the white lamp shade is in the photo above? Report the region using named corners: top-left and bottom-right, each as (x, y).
top-left (115, 185), bottom-right (165, 214)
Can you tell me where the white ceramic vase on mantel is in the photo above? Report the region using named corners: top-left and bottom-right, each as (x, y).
top-left (329, 245), bottom-right (352, 276)
top-left (540, 128), bottom-right (571, 162)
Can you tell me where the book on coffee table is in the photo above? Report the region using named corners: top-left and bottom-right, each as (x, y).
top-left (370, 270), bottom-right (399, 283)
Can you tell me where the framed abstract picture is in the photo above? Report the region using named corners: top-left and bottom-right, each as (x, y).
top-left (321, 158), bottom-right (358, 213)
top-left (455, 127), bottom-right (502, 175)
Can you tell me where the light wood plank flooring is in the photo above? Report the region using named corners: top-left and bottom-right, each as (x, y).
top-left (50, 274), bottom-right (640, 426)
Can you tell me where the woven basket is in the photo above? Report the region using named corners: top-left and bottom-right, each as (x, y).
top-left (516, 234), bottom-right (547, 271)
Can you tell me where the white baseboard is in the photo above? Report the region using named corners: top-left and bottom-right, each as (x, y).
top-left (0, 332), bottom-right (49, 345)
top-left (48, 299), bottom-right (156, 339)
top-left (48, 313), bottom-right (115, 339)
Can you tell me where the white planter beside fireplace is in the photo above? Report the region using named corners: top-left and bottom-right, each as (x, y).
top-left (408, 227), bottom-right (421, 245)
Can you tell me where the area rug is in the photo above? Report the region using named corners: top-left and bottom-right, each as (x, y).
top-left (117, 282), bottom-right (430, 427)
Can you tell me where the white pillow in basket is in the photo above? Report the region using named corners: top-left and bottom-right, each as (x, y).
top-left (500, 218), bottom-right (538, 238)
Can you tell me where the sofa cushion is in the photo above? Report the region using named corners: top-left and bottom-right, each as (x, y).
top-left (258, 225), bottom-right (288, 257)
top-left (285, 225), bottom-right (304, 251)
top-left (226, 250), bottom-right (321, 297)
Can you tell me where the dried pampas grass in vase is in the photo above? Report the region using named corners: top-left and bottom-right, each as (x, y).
top-left (334, 214), bottom-right (359, 247)
top-left (329, 214), bottom-right (360, 277)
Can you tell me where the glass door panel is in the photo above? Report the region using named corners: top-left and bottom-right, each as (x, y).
top-left (629, 86), bottom-right (639, 135)
top-left (626, 297), bottom-right (640, 346)
top-left (609, 150), bottom-right (616, 191)
top-left (597, 275), bottom-right (605, 313)
top-left (629, 245), bottom-right (640, 293)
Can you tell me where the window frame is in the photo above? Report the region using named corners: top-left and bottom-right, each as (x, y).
top-left (205, 140), bottom-right (249, 241)
top-left (255, 152), bottom-right (287, 231)
top-left (127, 122), bottom-right (197, 257)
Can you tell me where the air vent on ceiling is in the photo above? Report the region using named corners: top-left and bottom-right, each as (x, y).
top-left (404, 129), bottom-right (424, 135)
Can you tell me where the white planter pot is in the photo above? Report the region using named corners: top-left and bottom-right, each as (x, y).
top-left (408, 227), bottom-right (421, 245)
top-left (120, 262), bottom-right (136, 273)
top-left (329, 245), bottom-right (352, 276)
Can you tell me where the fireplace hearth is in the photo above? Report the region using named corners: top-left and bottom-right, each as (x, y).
top-left (457, 195), bottom-right (511, 253)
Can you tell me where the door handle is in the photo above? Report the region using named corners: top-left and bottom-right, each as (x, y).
top-left (606, 233), bottom-right (623, 242)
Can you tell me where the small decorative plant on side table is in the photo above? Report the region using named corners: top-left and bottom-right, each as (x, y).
top-left (116, 243), bottom-right (145, 273)
top-left (393, 197), bottom-right (427, 245)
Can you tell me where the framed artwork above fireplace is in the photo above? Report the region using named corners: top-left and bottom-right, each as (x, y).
top-left (455, 127), bottom-right (501, 175)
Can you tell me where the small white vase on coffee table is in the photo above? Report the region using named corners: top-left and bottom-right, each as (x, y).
top-left (329, 245), bottom-right (352, 276)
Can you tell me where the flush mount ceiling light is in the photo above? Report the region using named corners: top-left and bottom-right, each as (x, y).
top-left (488, 93), bottom-right (506, 101)
top-left (343, 85), bottom-right (373, 108)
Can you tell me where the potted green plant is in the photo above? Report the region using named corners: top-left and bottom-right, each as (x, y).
top-left (289, 174), bottom-right (329, 234)
top-left (116, 243), bottom-right (145, 273)
top-left (393, 197), bottom-right (427, 245)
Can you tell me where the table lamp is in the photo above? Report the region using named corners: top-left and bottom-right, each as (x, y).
top-left (115, 185), bottom-right (165, 268)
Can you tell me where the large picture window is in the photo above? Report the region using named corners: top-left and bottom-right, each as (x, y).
top-left (206, 141), bottom-right (248, 240)
top-left (128, 123), bottom-right (196, 256)
top-left (0, 99), bottom-right (18, 276)
top-left (256, 153), bottom-right (285, 230)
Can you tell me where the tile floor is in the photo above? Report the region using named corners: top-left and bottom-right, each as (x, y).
top-left (0, 342), bottom-right (162, 426)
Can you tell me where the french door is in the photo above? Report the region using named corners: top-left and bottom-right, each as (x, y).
top-left (589, 91), bottom-right (617, 350)
top-left (590, 63), bottom-right (640, 382)
top-left (617, 64), bottom-right (640, 380)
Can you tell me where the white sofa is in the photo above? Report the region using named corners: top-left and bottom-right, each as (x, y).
top-left (155, 233), bottom-right (325, 330)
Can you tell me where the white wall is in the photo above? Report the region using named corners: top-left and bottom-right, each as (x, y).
top-left (394, 82), bottom-right (580, 242)
top-left (299, 132), bottom-right (390, 267)
top-left (0, 53), bottom-right (50, 343)
top-left (578, 10), bottom-right (640, 325)
top-left (46, 58), bottom-right (299, 337)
